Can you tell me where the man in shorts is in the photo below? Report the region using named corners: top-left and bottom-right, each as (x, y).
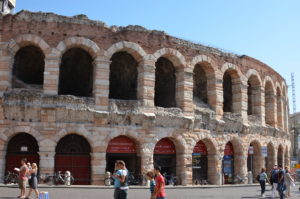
top-left (18, 158), bottom-right (28, 199)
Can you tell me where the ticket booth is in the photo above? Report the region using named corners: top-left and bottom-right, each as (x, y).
top-left (153, 138), bottom-right (176, 176)
top-left (223, 142), bottom-right (234, 184)
top-left (106, 136), bottom-right (140, 176)
top-left (192, 141), bottom-right (208, 184)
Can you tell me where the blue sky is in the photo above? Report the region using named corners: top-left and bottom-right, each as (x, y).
top-left (14, 0), bottom-right (300, 113)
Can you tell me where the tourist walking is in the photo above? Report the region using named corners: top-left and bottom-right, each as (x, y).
top-left (153, 166), bottom-right (166, 199)
top-left (113, 160), bottom-right (128, 199)
top-left (277, 167), bottom-right (285, 199)
top-left (284, 167), bottom-right (294, 198)
top-left (271, 165), bottom-right (279, 198)
top-left (258, 168), bottom-right (268, 198)
top-left (26, 163), bottom-right (39, 199)
top-left (17, 158), bottom-right (29, 199)
top-left (146, 171), bottom-right (156, 199)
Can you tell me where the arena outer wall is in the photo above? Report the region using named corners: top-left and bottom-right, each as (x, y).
top-left (0, 11), bottom-right (290, 185)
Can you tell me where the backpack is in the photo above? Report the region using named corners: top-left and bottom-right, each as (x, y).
top-left (256, 174), bottom-right (260, 181)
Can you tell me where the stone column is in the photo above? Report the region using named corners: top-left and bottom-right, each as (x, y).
top-left (94, 57), bottom-right (111, 111)
top-left (234, 151), bottom-right (248, 184)
top-left (0, 46), bottom-right (11, 93)
top-left (177, 153), bottom-right (191, 186)
top-left (214, 72), bottom-right (224, 119)
top-left (176, 67), bottom-right (194, 117)
top-left (91, 152), bottom-right (106, 185)
top-left (233, 80), bottom-right (248, 122)
top-left (43, 56), bottom-right (60, 95)
top-left (0, 150), bottom-right (5, 182)
top-left (137, 59), bottom-right (155, 114)
top-left (208, 154), bottom-right (223, 185)
top-left (38, 151), bottom-right (55, 175)
top-left (277, 96), bottom-right (284, 129)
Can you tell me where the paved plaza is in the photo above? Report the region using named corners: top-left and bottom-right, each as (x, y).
top-left (0, 185), bottom-right (300, 199)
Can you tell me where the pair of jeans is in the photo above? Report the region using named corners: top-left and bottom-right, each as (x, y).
top-left (277, 182), bottom-right (285, 199)
top-left (259, 180), bottom-right (266, 195)
top-left (114, 188), bottom-right (128, 199)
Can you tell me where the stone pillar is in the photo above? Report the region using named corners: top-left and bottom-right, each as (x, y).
top-left (0, 149), bottom-right (5, 182)
top-left (233, 80), bottom-right (248, 122)
top-left (38, 151), bottom-right (55, 175)
top-left (177, 153), bottom-right (191, 186)
top-left (137, 59), bottom-right (155, 114)
top-left (234, 151), bottom-right (248, 184)
top-left (277, 96), bottom-right (284, 129)
top-left (0, 46), bottom-right (11, 93)
top-left (265, 93), bottom-right (277, 127)
top-left (208, 154), bottom-right (223, 185)
top-left (140, 147), bottom-right (154, 175)
top-left (94, 57), bottom-right (111, 111)
top-left (214, 72), bottom-right (224, 119)
top-left (251, 86), bottom-right (264, 124)
top-left (43, 56), bottom-right (60, 95)
top-left (176, 68), bottom-right (194, 117)
top-left (91, 152), bottom-right (106, 185)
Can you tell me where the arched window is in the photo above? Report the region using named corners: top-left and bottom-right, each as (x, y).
top-left (276, 87), bottom-right (283, 128)
top-left (155, 57), bottom-right (176, 108)
top-left (223, 71), bottom-right (233, 112)
top-left (58, 48), bottom-right (94, 97)
top-left (247, 75), bottom-right (261, 116)
top-left (193, 63), bottom-right (208, 104)
top-left (109, 52), bottom-right (138, 100)
top-left (13, 46), bottom-right (45, 88)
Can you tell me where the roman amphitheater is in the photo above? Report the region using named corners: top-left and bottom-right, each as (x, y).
top-left (0, 11), bottom-right (290, 185)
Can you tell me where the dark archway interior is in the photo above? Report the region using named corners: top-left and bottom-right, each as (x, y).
top-left (247, 81), bottom-right (253, 115)
top-left (109, 51), bottom-right (138, 100)
top-left (13, 46), bottom-right (45, 87)
top-left (58, 48), bottom-right (94, 97)
top-left (193, 64), bottom-right (208, 104)
top-left (7, 133), bottom-right (39, 154)
top-left (223, 71), bottom-right (233, 112)
top-left (155, 57), bottom-right (176, 108)
top-left (56, 134), bottom-right (91, 154)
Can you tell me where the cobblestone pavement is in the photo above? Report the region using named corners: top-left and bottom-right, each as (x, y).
top-left (0, 185), bottom-right (299, 199)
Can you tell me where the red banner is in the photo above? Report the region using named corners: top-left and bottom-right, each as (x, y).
top-left (193, 141), bottom-right (208, 155)
top-left (224, 142), bottom-right (234, 156)
top-left (154, 138), bottom-right (176, 154)
top-left (106, 136), bottom-right (136, 154)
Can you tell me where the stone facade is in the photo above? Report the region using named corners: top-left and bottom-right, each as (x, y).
top-left (0, 11), bottom-right (290, 185)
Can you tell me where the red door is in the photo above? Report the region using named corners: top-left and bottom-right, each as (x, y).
top-left (6, 154), bottom-right (39, 173)
top-left (55, 155), bottom-right (91, 185)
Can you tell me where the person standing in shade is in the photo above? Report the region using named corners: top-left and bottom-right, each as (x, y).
top-left (258, 168), bottom-right (268, 198)
top-left (284, 167), bottom-right (294, 198)
top-left (26, 163), bottom-right (39, 199)
top-left (277, 167), bottom-right (285, 199)
top-left (113, 160), bottom-right (128, 199)
top-left (271, 165), bottom-right (279, 198)
top-left (153, 166), bottom-right (166, 199)
top-left (18, 158), bottom-right (29, 199)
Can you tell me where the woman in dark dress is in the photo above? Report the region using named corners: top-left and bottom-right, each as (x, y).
top-left (26, 163), bottom-right (39, 199)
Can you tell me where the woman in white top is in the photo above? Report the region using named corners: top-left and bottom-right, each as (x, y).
top-left (284, 167), bottom-right (294, 197)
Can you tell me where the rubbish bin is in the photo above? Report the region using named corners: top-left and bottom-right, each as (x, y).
top-left (248, 171), bottom-right (253, 184)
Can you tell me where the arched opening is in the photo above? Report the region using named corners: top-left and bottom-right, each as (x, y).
top-left (153, 138), bottom-right (176, 184)
top-left (5, 133), bottom-right (39, 174)
top-left (277, 145), bottom-right (284, 167)
top-left (266, 143), bottom-right (275, 172)
top-left (276, 87), bottom-right (283, 129)
top-left (223, 70), bottom-right (235, 113)
top-left (109, 51), bottom-right (138, 100)
top-left (106, 136), bottom-right (141, 182)
top-left (247, 75), bottom-right (261, 116)
top-left (58, 48), bottom-right (94, 97)
top-left (55, 134), bottom-right (91, 185)
top-left (155, 57), bottom-right (176, 108)
top-left (192, 140), bottom-right (208, 184)
top-left (222, 142), bottom-right (234, 184)
top-left (284, 147), bottom-right (289, 168)
top-left (247, 141), bottom-right (261, 181)
top-left (12, 46), bottom-right (45, 88)
top-left (193, 63), bottom-right (208, 105)
top-left (265, 81), bottom-right (275, 127)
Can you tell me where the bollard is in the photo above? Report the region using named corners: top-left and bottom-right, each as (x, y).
top-left (248, 171), bottom-right (253, 184)
top-left (64, 171), bottom-right (71, 186)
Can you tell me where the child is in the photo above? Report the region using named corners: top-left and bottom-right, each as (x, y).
top-left (146, 171), bottom-right (156, 199)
